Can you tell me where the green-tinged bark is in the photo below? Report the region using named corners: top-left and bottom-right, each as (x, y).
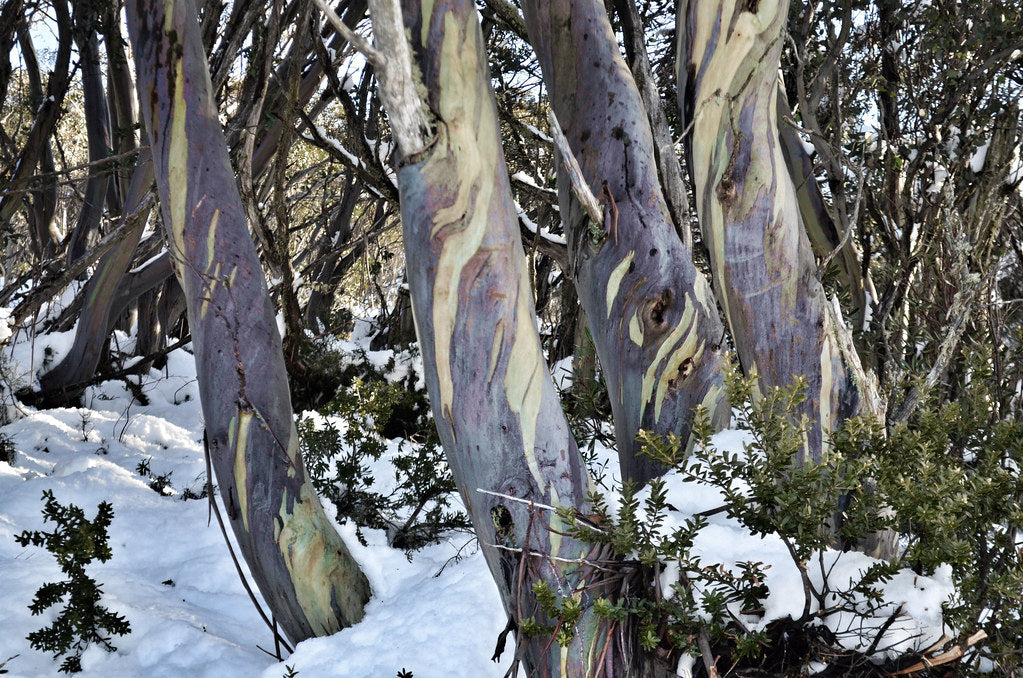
top-left (776, 87), bottom-right (866, 328)
top-left (372, 1), bottom-right (636, 673)
top-left (677, 0), bottom-right (878, 458)
top-left (126, 0), bottom-right (369, 644)
top-left (521, 0), bottom-right (728, 485)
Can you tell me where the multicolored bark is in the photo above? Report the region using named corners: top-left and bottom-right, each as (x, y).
top-left (521, 0), bottom-right (729, 485)
top-left (377, 0), bottom-right (633, 673)
top-left (126, 0), bottom-right (369, 643)
top-left (677, 0), bottom-right (878, 465)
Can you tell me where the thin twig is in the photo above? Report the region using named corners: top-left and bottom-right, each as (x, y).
top-left (203, 436), bottom-right (293, 657)
top-left (547, 111), bottom-right (603, 225)
top-left (478, 487), bottom-right (559, 512)
top-left (816, 152), bottom-right (865, 279)
top-left (478, 487), bottom-right (609, 533)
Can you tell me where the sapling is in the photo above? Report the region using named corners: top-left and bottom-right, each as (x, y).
top-left (15, 490), bottom-right (131, 673)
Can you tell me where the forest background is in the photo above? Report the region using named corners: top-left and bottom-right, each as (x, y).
top-left (0, 0), bottom-right (1021, 676)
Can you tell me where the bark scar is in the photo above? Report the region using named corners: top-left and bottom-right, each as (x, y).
top-left (601, 183), bottom-right (619, 244)
top-left (716, 131), bottom-right (743, 209)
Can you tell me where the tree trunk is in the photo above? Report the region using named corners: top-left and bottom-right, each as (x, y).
top-left (0, 0), bottom-right (71, 244)
top-left (366, 0), bottom-right (638, 673)
top-left (12, 17), bottom-right (60, 260)
top-left (613, 0), bottom-right (693, 250)
top-left (521, 0), bottom-right (729, 485)
top-left (678, 0), bottom-right (893, 558)
top-left (66, 2), bottom-right (113, 265)
top-left (126, 0), bottom-right (370, 644)
top-left (37, 154), bottom-right (154, 402)
top-left (678, 0), bottom-right (879, 461)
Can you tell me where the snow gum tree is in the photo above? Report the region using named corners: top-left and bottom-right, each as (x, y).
top-left (357, 0), bottom-right (637, 673)
top-left (520, 0), bottom-right (730, 486)
top-left (361, 0), bottom-right (908, 672)
top-left (676, 0), bottom-right (878, 467)
top-left (2, 0), bottom-right (1017, 673)
top-left (125, 0), bottom-right (370, 644)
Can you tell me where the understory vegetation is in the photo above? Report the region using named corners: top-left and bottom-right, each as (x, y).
top-left (15, 492), bottom-right (131, 674)
top-left (528, 360), bottom-right (1023, 676)
top-left (0, 0), bottom-right (1020, 676)
top-left (296, 344), bottom-right (471, 554)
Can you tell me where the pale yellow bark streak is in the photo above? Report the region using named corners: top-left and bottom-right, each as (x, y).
top-left (699, 382), bottom-right (725, 420)
top-left (504, 271), bottom-right (546, 492)
top-left (638, 301), bottom-right (694, 423)
top-left (547, 485), bottom-right (562, 558)
top-left (605, 251), bottom-right (635, 319)
top-left (200, 210), bottom-right (221, 318)
top-left (819, 334), bottom-right (834, 455)
top-left (428, 12), bottom-right (494, 420)
top-left (654, 336), bottom-right (704, 423)
top-left (420, 0), bottom-right (436, 47)
top-left (488, 317), bottom-right (505, 382)
top-left (229, 410), bottom-right (253, 532)
top-left (167, 58), bottom-right (188, 259)
top-left (628, 310), bottom-right (644, 346)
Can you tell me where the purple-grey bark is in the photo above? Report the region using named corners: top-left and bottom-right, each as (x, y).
top-left (520, 0), bottom-right (729, 485)
top-left (368, 0), bottom-right (639, 672)
top-left (126, 0), bottom-right (370, 643)
top-left (66, 3), bottom-right (113, 265)
top-left (38, 155), bottom-right (154, 400)
top-left (676, 0), bottom-right (878, 465)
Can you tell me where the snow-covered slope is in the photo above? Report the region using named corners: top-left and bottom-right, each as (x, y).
top-left (0, 337), bottom-right (954, 677)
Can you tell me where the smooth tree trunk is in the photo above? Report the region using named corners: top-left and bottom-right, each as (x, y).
top-left (13, 18), bottom-right (60, 259)
top-left (776, 89), bottom-right (866, 328)
top-left (126, 0), bottom-right (370, 644)
top-left (677, 0), bottom-right (877, 459)
top-left (521, 0), bottom-right (729, 485)
top-left (613, 0), bottom-right (693, 250)
top-left (678, 0), bottom-right (891, 556)
top-left (364, 0), bottom-right (639, 673)
top-left (38, 154), bottom-right (154, 401)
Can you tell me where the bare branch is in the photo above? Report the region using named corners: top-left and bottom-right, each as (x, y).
top-left (315, 0), bottom-right (432, 155)
top-left (547, 111), bottom-right (602, 225)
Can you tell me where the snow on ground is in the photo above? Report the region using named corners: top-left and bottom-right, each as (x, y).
top-left (0, 343), bottom-right (510, 678)
top-left (0, 331), bottom-right (956, 677)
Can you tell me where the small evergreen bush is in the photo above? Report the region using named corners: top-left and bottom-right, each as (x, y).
top-left (298, 346), bottom-right (470, 554)
top-left (540, 359), bottom-right (1022, 676)
top-left (15, 491), bottom-right (131, 673)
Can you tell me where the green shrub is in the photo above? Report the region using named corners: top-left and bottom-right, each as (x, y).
top-left (540, 358), bottom-right (1022, 675)
top-left (15, 491), bottom-right (131, 673)
top-left (299, 347), bottom-right (470, 554)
